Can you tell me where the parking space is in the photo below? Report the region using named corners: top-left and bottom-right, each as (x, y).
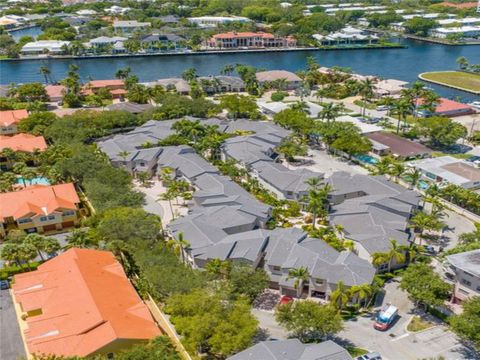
top-left (0, 288), bottom-right (26, 360)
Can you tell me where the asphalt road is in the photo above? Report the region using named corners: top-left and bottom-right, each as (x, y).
top-left (0, 289), bottom-right (26, 360)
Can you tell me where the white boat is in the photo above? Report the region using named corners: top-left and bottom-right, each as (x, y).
top-left (468, 101), bottom-right (480, 110)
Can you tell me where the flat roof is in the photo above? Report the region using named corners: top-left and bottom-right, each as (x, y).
top-left (447, 249), bottom-right (480, 277)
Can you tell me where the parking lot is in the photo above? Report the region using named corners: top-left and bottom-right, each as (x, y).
top-left (0, 288), bottom-right (26, 360)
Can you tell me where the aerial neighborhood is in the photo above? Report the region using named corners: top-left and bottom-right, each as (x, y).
top-left (0, 0), bottom-right (480, 360)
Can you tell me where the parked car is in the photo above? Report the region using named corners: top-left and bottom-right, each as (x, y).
top-left (376, 105), bottom-right (390, 111)
top-left (356, 352), bottom-right (382, 360)
top-left (279, 295), bottom-right (293, 305)
top-left (424, 245), bottom-right (436, 255)
top-left (0, 279), bottom-right (9, 290)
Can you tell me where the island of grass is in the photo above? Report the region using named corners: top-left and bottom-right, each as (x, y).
top-left (419, 71), bottom-right (480, 94)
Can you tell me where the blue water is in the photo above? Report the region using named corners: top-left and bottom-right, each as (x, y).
top-left (0, 38), bottom-right (479, 101)
top-left (16, 176), bottom-right (50, 186)
top-left (356, 154), bottom-right (379, 164)
top-left (418, 180), bottom-right (429, 190)
top-left (8, 26), bottom-right (43, 41)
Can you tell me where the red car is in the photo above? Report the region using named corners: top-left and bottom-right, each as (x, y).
top-left (279, 295), bottom-right (293, 305)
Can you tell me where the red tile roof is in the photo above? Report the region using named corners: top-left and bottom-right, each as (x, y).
top-left (0, 133), bottom-right (48, 152)
top-left (438, 1), bottom-right (478, 9)
top-left (0, 183), bottom-right (79, 221)
top-left (45, 85), bottom-right (66, 99)
top-left (0, 109), bottom-right (28, 127)
top-left (212, 31), bottom-right (276, 39)
top-left (13, 248), bottom-right (161, 357)
top-left (85, 79), bottom-right (125, 89)
top-left (417, 97), bottom-right (474, 115)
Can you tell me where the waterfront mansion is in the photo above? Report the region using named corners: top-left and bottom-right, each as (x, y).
top-left (205, 32), bottom-right (297, 49)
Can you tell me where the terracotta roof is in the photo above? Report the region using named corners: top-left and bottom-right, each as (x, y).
top-left (45, 85), bottom-right (66, 99)
top-left (0, 183), bottom-right (79, 221)
top-left (0, 109), bottom-right (28, 127)
top-left (366, 132), bottom-right (432, 157)
top-left (0, 133), bottom-right (48, 152)
top-left (110, 88), bottom-right (128, 95)
top-left (439, 1), bottom-right (478, 8)
top-left (85, 79), bottom-right (125, 89)
top-left (212, 31), bottom-right (276, 39)
top-left (417, 97), bottom-right (474, 114)
top-left (13, 248), bottom-right (161, 357)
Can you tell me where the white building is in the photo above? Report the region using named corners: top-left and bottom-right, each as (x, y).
top-left (313, 26), bottom-right (379, 45)
top-left (187, 16), bottom-right (250, 28)
top-left (408, 156), bottom-right (480, 189)
top-left (431, 25), bottom-right (480, 38)
top-left (21, 40), bottom-right (70, 55)
top-left (113, 20), bottom-right (151, 34)
top-left (105, 6), bottom-right (131, 15)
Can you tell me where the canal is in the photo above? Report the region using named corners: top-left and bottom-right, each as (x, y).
top-left (0, 38), bottom-right (479, 101)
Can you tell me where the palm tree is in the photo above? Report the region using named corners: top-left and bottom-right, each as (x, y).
top-left (115, 66), bottom-right (131, 80)
top-left (39, 66), bottom-right (51, 84)
top-left (287, 266), bottom-right (310, 293)
top-left (392, 99), bottom-right (412, 134)
top-left (0, 242), bottom-right (22, 267)
top-left (159, 189), bottom-right (176, 220)
top-left (117, 151), bottom-right (130, 163)
top-left (304, 183), bottom-right (331, 229)
top-left (390, 162), bottom-right (405, 183)
top-left (330, 281), bottom-right (350, 309)
top-left (220, 64), bottom-right (235, 76)
top-left (359, 78), bottom-right (375, 117)
top-left (406, 168), bottom-right (422, 189)
top-left (372, 239), bottom-right (406, 273)
top-left (65, 229), bottom-right (96, 249)
top-left (167, 232), bottom-right (190, 263)
top-left (24, 234), bottom-right (48, 261)
top-left (348, 283), bottom-right (373, 306)
top-left (409, 211), bottom-right (445, 245)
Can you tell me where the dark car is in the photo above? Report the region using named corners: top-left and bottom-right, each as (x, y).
top-left (356, 352), bottom-right (382, 360)
top-left (0, 280), bottom-right (9, 290)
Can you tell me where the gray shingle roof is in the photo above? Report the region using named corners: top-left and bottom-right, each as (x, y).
top-left (447, 249), bottom-right (480, 277)
top-left (106, 102), bottom-right (154, 114)
top-left (227, 339), bottom-right (353, 360)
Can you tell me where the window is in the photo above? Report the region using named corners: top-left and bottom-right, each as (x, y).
top-left (315, 279), bottom-right (324, 285)
top-left (47, 215), bottom-right (55, 220)
top-left (40, 216), bottom-right (47, 222)
top-left (272, 266), bottom-right (281, 272)
top-left (63, 210), bottom-right (75, 216)
top-left (459, 288), bottom-right (469, 295)
top-left (461, 279), bottom-right (472, 287)
top-left (18, 218), bottom-right (32, 224)
top-left (464, 271), bottom-right (474, 277)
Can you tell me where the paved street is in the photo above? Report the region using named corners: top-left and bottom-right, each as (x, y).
top-left (294, 149), bottom-right (369, 177)
top-left (0, 289), bottom-right (26, 360)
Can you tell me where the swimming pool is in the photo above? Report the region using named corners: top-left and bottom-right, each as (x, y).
top-left (355, 154), bottom-right (379, 165)
top-left (16, 176), bottom-right (51, 186)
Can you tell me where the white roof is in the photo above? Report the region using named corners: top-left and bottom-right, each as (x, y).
top-left (257, 101), bottom-right (290, 114)
top-left (334, 116), bottom-right (383, 134)
top-left (434, 25), bottom-right (480, 34)
top-left (21, 40), bottom-right (70, 52)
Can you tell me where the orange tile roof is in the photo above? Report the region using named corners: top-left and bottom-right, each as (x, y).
top-left (0, 133), bottom-right (48, 152)
top-left (45, 85), bottom-right (66, 99)
top-left (13, 248), bottom-right (161, 357)
top-left (0, 109), bottom-right (28, 127)
top-left (417, 97), bottom-right (474, 114)
top-left (85, 79), bottom-right (125, 89)
top-left (0, 183), bottom-right (79, 221)
top-left (109, 88), bottom-right (128, 95)
top-left (439, 1), bottom-right (478, 8)
top-left (212, 31), bottom-right (276, 39)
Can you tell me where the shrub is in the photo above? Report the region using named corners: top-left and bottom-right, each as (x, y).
top-left (271, 91), bottom-right (288, 101)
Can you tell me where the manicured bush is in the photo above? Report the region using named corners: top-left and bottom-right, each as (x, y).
top-left (271, 91), bottom-right (288, 101)
top-left (0, 262), bottom-right (41, 280)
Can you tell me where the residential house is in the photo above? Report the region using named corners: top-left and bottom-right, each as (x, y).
top-left (313, 26), bottom-right (379, 46)
top-left (0, 133), bottom-right (47, 170)
top-left (446, 250), bottom-right (480, 303)
top-left (113, 20), bottom-right (151, 35)
top-left (0, 183), bottom-right (81, 238)
top-left (151, 78), bottom-right (191, 94)
top-left (250, 161), bottom-right (324, 201)
top-left (198, 76), bottom-right (245, 93)
top-left (45, 84), bottom-right (66, 102)
top-left (187, 16), bottom-right (250, 28)
top-left (206, 32), bottom-right (296, 49)
top-left (416, 97), bottom-right (476, 117)
top-left (408, 156), bottom-right (480, 189)
top-left (12, 248), bottom-right (161, 357)
top-left (366, 131), bottom-right (433, 159)
top-left (106, 102), bottom-right (154, 114)
top-left (431, 26), bottom-right (480, 39)
top-left (0, 109), bottom-right (28, 135)
top-left (82, 79), bottom-right (127, 99)
top-left (327, 172), bottom-right (420, 265)
top-left (228, 339), bottom-right (353, 360)
top-left (374, 79), bottom-right (408, 97)
top-left (255, 70), bottom-right (302, 90)
top-left (21, 40), bottom-right (70, 55)
top-left (86, 36), bottom-right (127, 53)
top-left (140, 34), bottom-right (185, 51)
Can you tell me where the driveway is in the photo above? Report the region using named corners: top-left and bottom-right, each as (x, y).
top-left (0, 289), bottom-right (26, 360)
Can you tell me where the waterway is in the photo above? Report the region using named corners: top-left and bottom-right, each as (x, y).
top-left (1, 38), bottom-right (479, 101)
top-left (8, 26), bottom-right (43, 41)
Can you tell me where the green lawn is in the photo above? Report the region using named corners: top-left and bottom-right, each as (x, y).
top-left (420, 71), bottom-right (480, 93)
top-left (407, 316), bottom-right (434, 332)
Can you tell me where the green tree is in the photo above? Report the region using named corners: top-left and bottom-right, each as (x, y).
top-left (228, 263), bottom-right (269, 301)
top-left (181, 67), bottom-right (197, 82)
top-left (410, 211), bottom-right (445, 245)
top-left (450, 296), bottom-right (480, 348)
top-left (166, 232), bottom-right (190, 263)
top-left (14, 82), bottom-right (49, 103)
top-left (403, 18), bottom-right (438, 37)
top-left (287, 266), bottom-right (310, 291)
top-left (18, 112), bottom-right (58, 135)
top-left (95, 207), bottom-right (162, 244)
top-left (219, 94), bottom-right (260, 119)
top-left (456, 56), bottom-right (469, 70)
top-left (165, 290), bottom-right (258, 357)
top-left (275, 300), bottom-right (343, 342)
top-left (24, 234), bottom-right (60, 261)
top-left (276, 137), bottom-right (308, 164)
top-left (413, 116), bottom-right (467, 149)
top-left (400, 263), bottom-right (451, 308)
top-left (372, 239), bottom-right (406, 272)
top-left (330, 280), bottom-right (350, 309)
top-left (115, 336), bottom-right (181, 360)
top-left (65, 229), bottom-right (97, 249)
